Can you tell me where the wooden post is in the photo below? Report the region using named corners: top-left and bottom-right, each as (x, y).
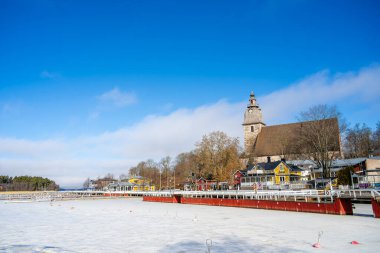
top-left (371, 198), bottom-right (380, 218)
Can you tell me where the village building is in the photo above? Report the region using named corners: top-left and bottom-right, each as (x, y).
top-left (330, 157), bottom-right (380, 188)
top-left (194, 178), bottom-right (217, 191)
top-left (243, 91), bottom-right (342, 163)
top-left (106, 181), bottom-right (135, 191)
top-left (286, 157), bottom-right (380, 188)
top-left (104, 176), bottom-right (155, 191)
top-left (234, 160), bottom-right (305, 190)
top-left (184, 178), bottom-right (229, 191)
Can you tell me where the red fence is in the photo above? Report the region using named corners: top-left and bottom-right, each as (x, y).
top-left (181, 197), bottom-right (352, 215)
top-left (143, 195), bottom-right (180, 203)
top-left (143, 195), bottom-right (353, 215)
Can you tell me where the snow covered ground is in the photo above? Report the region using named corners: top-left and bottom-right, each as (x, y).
top-left (0, 198), bottom-right (379, 252)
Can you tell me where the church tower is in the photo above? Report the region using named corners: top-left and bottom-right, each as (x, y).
top-left (243, 91), bottom-right (265, 155)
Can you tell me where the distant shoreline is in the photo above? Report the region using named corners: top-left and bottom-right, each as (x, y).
top-left (0, 190), bottom-right (57, 195)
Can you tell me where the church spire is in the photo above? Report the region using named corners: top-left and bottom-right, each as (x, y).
top-left (248, 91), bottom-right (257, 108)
top-left (243, 90), bottom-right (265, 155)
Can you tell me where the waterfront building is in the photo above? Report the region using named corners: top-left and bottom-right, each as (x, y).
top-left (287, 157), bottom-right (380, 188)
top-left (105, 177), bottom-right (155, 191)
top-left (235, 160), bottom-right (304, 190)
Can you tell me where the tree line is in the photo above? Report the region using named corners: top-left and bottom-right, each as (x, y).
top-left (0, 175), bottom-right (59, 191)
top-left (128, 131), bottom-right (241, 189)
top-left (91, 131), bottom-right (242, 190)
top-left (345, 122), bottom-right (380, 158)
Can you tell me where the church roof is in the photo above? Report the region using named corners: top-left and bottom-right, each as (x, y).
top-left (253, 118), bottom-right (340, 157)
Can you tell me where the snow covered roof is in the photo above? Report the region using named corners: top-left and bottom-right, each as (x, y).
top-left (331, 158), bottom-right (367, 167)
top-left (288, 157), bottom-right (380, 169)
top-left (108, 182), bottom-right (135, 187)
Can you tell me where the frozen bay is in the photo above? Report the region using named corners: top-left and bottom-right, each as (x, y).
top-left (0, 198), bottom-right (379, 252)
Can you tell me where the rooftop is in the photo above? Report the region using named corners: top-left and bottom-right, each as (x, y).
top-left (253, 118), bottom-right (340, 157)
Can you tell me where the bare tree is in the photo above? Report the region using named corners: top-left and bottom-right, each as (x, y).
top-left (117, 131), bottom-right (242, 190)
top-left (119, 174), bottom-right (129, 180)
top-left (372, 121), bottom-right (380, 155)
top-left (345, 123), bottom-right (373, 158)
top-left (128, 159), bottom-right (160, 186)
top-left (160, 156), bottom-right (172, 190)
top-left (174, 152), bottom-right (197, 188)
top-left (83, 177), bottom-right (91, 188)
top-left (104, 173), bottom-right (114, 180)
top-left (297, 104), bottom-right (344, 178)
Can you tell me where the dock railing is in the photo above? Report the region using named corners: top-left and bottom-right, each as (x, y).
top-left (2, 189), bottom-right (378, 203)
top-left (143, 189), bottom-right (335, 203)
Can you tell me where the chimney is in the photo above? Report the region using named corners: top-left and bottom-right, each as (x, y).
top-left (267, 156), bottom-right (271, 163)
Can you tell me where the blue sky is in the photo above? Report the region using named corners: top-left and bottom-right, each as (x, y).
top-left (0, 0), bottom-right (379, 187)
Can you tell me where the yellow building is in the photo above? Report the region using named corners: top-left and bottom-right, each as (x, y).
top-left (239, 160), bottom-right (304, 190)
top-left (273, 162), bottom-right (302, 184)
top-left (128, 177), bottom-right (155, 191)
top-left (106, 177), bottom-right (155, 191)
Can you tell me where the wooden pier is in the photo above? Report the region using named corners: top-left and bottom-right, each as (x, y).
top-left (0, 191), bottom-right (105, 201)
top-left (142, 189), bottom-right (380, 218)
top-left (1, 189), bottom-right (379, 218)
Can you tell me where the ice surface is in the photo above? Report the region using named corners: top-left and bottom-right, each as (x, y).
top-left (0, 198), bottom-right (379, 252)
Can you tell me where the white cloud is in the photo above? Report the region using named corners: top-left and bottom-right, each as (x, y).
top-left (0, 100), bottom-right (243, 188)
top-left (98, 87), bottom-right (137, 107)
top-left (259, 64), bottom-right (380, 125)
top-left (88, 100), bottom-right (243, 159)
top-left (1, 65), bottom-right (379, 188)
top-left (0, 138), bottom-right (66, 158)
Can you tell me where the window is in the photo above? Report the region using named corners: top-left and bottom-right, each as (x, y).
top-left (251, 126), bottom-right (254, 132)
top-left (280, 176), bottom-right (285, 182)
top-left (279, 164), bottom-right (285, 173)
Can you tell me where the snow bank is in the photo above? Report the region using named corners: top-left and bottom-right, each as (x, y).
top-left (0, 198), bottom-right (379, 252)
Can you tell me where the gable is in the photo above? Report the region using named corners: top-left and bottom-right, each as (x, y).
top-left (233, 170), bottom-right (244, 177)
top-left (274, 162), bottom-right (290, 174)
